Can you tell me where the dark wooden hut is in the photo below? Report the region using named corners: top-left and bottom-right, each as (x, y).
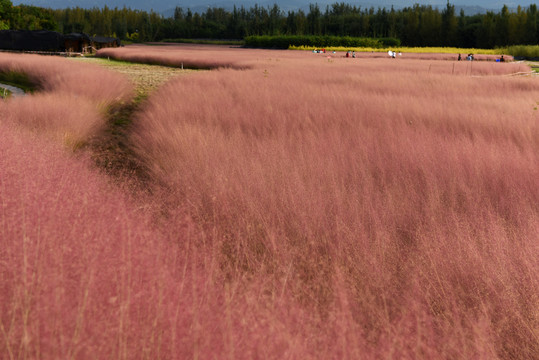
top-left (92, 36), bottom-right (121, 50)
top-left (63, 33), bottom-right (92, 53)
top-left (0, 31), bottom-right (118, 54)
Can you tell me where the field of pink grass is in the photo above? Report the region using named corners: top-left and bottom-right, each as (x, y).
top-left (130, 54), bottom-right (539, 358)
top-left (0, 53), bottom-right (133, 147)
top-left (0, 53), bottom-right (133, 103)
top-left (97, 44), bottom-right (260, 69)
top-left (0, 122), bottom-right (401, 359)
top-left (1, 46), bottom-right (538, 359)
top-left (348, 51), bottom-right (514, 62)
top-left (99, 44), bottom-right (526, 77)
top-left (1, 122), bottom-right (188, 358)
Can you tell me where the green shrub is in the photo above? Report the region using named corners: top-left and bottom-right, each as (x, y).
top-left (162, 38), bottom-right (244, 45)
top-left (244, 35), bottom-right (400, 49)
top-left (505, 45), bottom-right (539, 59)
top-left (379, 37), bottom-right (401, 47)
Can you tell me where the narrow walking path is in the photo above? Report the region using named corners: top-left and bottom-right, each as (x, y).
top-left (0, 83), bottom-right (25, 98)
top-left (68, 57), bottom-right (195, 185)
top-left (70, 57), bottom-right (195, 98)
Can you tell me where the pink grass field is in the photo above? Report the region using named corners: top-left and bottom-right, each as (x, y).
top-left (98, 44), bottom-right (522, 73)
top-left (0, 53), bottom-right (133, 148)
top-left (97, 44), bottom-right (258, 69)
top-left (351, 51), bottom-right (515, 62)
top-left (0, 122), bottom-right (186, 358)
top-left (2, 45), bottom-right (539, 359)
top-left (0, 53), bottom-right (133, 104)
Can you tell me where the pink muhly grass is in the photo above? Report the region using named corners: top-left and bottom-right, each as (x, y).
top-left (357, 52), bottom-right (514, 62)
top-left (96, 43), bottom-right (342, 70)
top-left (97, 44), bottom-right (526, 77)
top-left (97, 44), bottom-right (255, 69)
top-left (1, 94), bottom-right (105, 147)
top-left (0, 122), bottom-right (192, 359)
top-left (1, 46), bottom-right (537, 358)
top-left (0, 53), bottom-right (133, 105)
top-left (130, 57), bottom-right (539, 357)
top-left (0, 121), bottom-right (375, 359)
top-left (329, 55), bottom-right (528, 76)
top-left (0, 53), bottom-right (134, 148)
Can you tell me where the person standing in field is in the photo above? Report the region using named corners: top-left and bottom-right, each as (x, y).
top-left (458, 54), bottom-right (461, 61)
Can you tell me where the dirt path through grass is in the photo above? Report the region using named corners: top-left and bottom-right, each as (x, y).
top-left (71, 57), bottom-right (197, 98)
top-left (67, 57), bottom-right (197, 185)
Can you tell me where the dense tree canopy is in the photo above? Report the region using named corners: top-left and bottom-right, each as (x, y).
top-left (0, 0), bottom-right (10, 30)
top-left (1, 1), bottom-right (538, 48)
top-left (0, 0), bottom-right (58, 30)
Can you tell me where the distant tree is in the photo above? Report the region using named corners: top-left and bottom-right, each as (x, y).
top-left (269, 4), bottom-right (284, 35)
top-left (457, 10), bottom-right (480, 48)
top-left (371, 7), bottom-right (389, 38)
top-left (227, 5), bottom-right (247, 38)
top-left (496, 5), bottom-right (510, 46)
top-left (285, 9), bottom-right (307, 35)
top-left (420, 5), bottom-right (442, 46)
top-left (525, 4), bottom-right (537, 44)
top-left (477, 11), bottom-right (496, 48)
top-left (307, 3), bottom-right (322, 35)
top-left (111, 7), bottom-right (128, 39)
top-left (0, 0), bottom-right (12, 29)
top-left (507, 6), bottom-right (526, 45)
top-left (387, 6), bottom-right (398, 38)
top-left (174, 6), bottom-right (184, 21)
top-left (360, 8), bottom-right (371, 37)
top-left (441, 1), bottom-right (457, 46)
top-left (7, 2), bottom-right (531, 47)
top-left (9, 5), bottom-right (57, 31)
top-left (402, 5), bottom-right (421, 46)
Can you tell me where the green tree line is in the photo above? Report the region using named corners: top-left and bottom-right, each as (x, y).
top-left (1, 0), bottom-right (538, 48)
top-left (0, 0), bottom-right (57, 30)
top-left (244, 34), bottom-right (401, 48)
